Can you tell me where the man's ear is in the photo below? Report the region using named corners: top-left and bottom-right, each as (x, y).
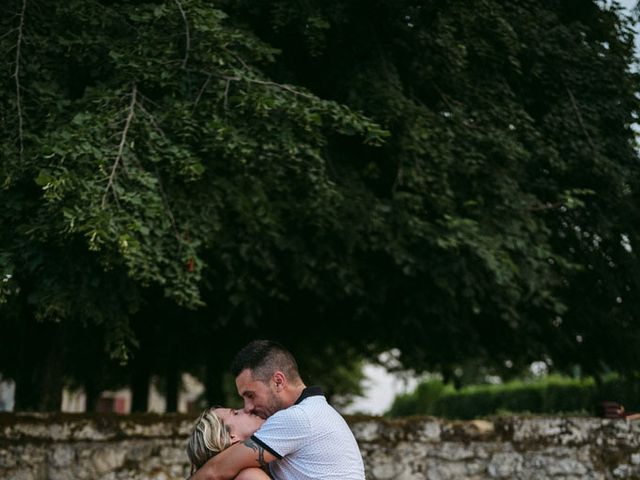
top-left (272, 371), bottom-right (287, 391)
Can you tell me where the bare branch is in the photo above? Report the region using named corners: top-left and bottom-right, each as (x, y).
top-left (137, 91), bottom-right (162, 110)
top-left (223, 78), bottom-right (231, 110)
top-left (102, 85), bottom-right (138, 208)
top-left (0, 27), bottom-right (17, 42)
top-left (432, 83), bottom-right (456, 112)
top-left (565, 85), bottom-right (597, 153)
top-left (230, 76), bottom-right (317, 100)
top-left (187, 68), bottom-right (317, 101)
top-left (136, 99), bottom-right (168, 141)
top-left (14, 0), bottom-right (27, 160)
top-left (222, 45), bottom-right (250, 71)
top-left (174, 0), bottom-right (190, 69)
top-left (523, 201), bottom-right (564, 212)
top-left (391, 157), bottom-right (404, 195)
top-left (193, 74), bottom-right (212, 112)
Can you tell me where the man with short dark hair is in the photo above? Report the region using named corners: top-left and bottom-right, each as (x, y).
top-left (190, 340), bottom-right (366, 480)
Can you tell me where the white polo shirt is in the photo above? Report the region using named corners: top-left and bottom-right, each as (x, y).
top-left (251, 387), bottom-right (365, 480)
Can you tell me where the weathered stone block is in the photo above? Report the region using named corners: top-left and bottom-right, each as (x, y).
top-left (486, 450), bottom-right (523, 478)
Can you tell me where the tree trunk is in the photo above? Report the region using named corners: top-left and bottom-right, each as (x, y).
top-left (205, 364), bottom-right (225, 406)
top-left (37, 329), bottom-right (64, 411)
top-left (13, 369), bottom-right (37, 411)
top-left (14, 318), bottom-right (63, 411)
top-left (84, 379), bottom-right (100, 412)
top-left (165, 367), bottom-right (180, 413)
top-left (13, 309), bottom-right (38, 411)
top-left (14, 344), bottom-right (37, 412)
top-left (131, 364), bottom-right (150, 413)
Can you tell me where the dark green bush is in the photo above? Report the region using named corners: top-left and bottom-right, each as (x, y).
top-left (387, 375), bottom-right (640, 419)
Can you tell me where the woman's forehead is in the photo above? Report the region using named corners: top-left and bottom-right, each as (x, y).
top-left (213, 407), bottom-right (232, 421)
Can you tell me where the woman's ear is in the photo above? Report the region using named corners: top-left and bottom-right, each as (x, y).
top-left (230, 433), bottom-right (239, 444)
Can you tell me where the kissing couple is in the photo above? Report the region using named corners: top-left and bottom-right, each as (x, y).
top-left (187, 339), bottom-right (365, 480)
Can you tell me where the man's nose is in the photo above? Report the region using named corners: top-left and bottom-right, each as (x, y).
top-left (243, 399), bottom-right (254, 414)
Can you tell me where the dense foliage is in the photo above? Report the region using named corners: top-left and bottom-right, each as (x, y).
top-left (219, 0), bottom-right (640, 379)
top-left (0, 0), bottom-right (383, 409)
top-left (1, 0), bottom-right (639, 410)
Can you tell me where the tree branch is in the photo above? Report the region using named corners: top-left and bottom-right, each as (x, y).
top-left (222, 45), bottom-right (250, 71)
top-left (229, 76), bottom-right (317, 100)
top-left (523, 201), bottom-right (563, 212)
top-left (391, 157), bottom-right (404, 195)
top-left (223, 77), bottom-right (231, 110)
top-left (136, 98), bottom-right (168, 142)
top-left (432, 83), bottom-right (460, 112)
top-left (174, 0), bottom-right (190, 69)
top-left (132, 99), bottom-right (182, 243)
top-left (188, 69), bottom-right (317, 101)
top-left (14, 0), bottom-right (27, 160)
top-left (565, 85), bottom-right (597, 153)
top-left (193, 74), bottom-right (212, 112)
top-left (102, 85), bottom-right (138, 208)
top-left (0, 27), bottom-right (17, 42)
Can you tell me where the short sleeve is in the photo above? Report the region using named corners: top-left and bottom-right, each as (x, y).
top-left (252, 405), bottom-right (312, 458)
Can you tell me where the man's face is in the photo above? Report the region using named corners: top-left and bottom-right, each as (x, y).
top-left (235, 368), bottom-right (283, 419)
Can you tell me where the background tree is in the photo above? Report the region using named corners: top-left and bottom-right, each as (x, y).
top-left (2, 0), bottom-right (639, 411)
top-left (218, 0), bottom-right (640, 380)
top-left (0, 0), bottom-right (383, 410)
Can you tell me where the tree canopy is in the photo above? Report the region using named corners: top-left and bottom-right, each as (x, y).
top-left (1, 0), bottom-right (639, 410)
top-left (215, 0), bottom-right (640, 378)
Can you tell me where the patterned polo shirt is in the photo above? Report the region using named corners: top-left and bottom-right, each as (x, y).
top-left (251, 386), bottom-right (365, 480)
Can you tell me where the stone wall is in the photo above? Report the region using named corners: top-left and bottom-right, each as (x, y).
top-left (1, 413), bottom-right (639, 480)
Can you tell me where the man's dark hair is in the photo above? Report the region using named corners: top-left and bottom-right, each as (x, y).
top-left (231, 340), bottom-right (301, 383)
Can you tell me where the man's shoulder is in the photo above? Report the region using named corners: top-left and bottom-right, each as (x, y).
top-left (261, 402), bottom-right (311, 429)
top-left (298, 395), bottom-right (345, 419)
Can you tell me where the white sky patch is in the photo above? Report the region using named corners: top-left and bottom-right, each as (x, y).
top-left (343, 364), bottom-right (422, 415)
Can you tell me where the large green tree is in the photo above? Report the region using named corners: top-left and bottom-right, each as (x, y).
top-left (218, 0), bottom-right (640, 378)
top-left (2, 0), bottom-right (639, 410)
top-left (0, 0), bottom-right (383, 409)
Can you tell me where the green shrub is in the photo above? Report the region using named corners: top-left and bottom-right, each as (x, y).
top-left (386, 379), bottom-right (453, 417)
top-left (387, 375), bottom-right (640, 419)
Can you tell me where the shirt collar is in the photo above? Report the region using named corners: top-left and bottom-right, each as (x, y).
top-left (294, 385), bottom-right (324, 405)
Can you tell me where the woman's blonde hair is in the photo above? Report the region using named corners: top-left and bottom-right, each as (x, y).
top-left (186, 407), bottom-right (233, 472)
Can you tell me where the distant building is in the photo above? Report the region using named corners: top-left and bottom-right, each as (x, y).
top-left (1, 373), bottom-right (204, 414)
top-left (60, 373), bottom-right (204, 414)
top-left (0, 377), bottom-right (15, 411)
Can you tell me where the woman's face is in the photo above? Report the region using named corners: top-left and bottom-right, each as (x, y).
top-left (213, 407), bottom-right (264, 443)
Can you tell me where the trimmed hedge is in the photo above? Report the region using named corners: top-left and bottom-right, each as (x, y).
top-left (387, 375), bottom-right (640, 419)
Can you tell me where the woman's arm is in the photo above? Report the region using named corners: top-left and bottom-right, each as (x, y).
top-left (235, 468), bottom-right (271, 480)
top-left (189, 438), bottom-right (277, 480)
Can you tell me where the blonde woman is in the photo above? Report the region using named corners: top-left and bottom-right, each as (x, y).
top-left (187, 407), bottom-right (270, 479)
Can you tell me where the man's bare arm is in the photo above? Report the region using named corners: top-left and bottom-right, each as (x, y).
top-left (189, 438), bottom-right (277, 480)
